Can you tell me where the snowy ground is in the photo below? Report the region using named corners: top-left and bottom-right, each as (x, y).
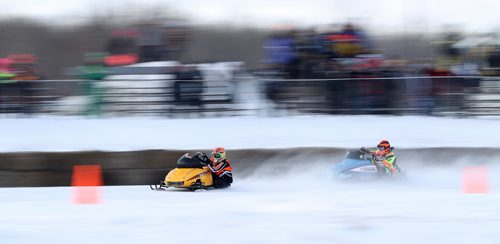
top-left (1, 115), bottom-right (500, 152)
top-left (1, 163), bottom-right (500, 244)
top-left (2, 115), bottom-right (500, 243)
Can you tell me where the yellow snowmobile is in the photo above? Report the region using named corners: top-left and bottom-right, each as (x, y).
top-left (150, 153), bottom-right (213, 191)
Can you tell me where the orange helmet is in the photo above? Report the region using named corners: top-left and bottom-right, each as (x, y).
top-left (212, 147), bottom-right (227, 162)
top-left (376, 140), bottom-right (391, 155)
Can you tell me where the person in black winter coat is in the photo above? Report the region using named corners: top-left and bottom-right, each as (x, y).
top-left (193, 147), bottom-right (233, 189)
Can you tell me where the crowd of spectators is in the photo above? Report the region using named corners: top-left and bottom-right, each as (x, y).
top-left (261, 24), bottom-right (486, 115)
top-left (0, 54), bottom-right (41, 114)
top-left (0, 22), bottom-right (495, 116)
top-left (263, 23), bottom-right (382, 79)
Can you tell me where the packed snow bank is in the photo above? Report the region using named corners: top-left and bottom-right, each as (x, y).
top-left (1, 115), bottom-right (500, 152)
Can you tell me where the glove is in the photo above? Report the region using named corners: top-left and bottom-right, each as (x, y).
top-left (193, 152), bottom-right (203, 158)
top-left (193, 152), bottom-right (203, 160)
top-left (193, 152), bottom-right (210, 164)
top-left (360, 147), bottom-right (367, 153)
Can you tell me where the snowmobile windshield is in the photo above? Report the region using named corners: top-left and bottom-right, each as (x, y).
top-left (334, 151), bottom-right (373, 173)
top-left (176, 155), bottom-right (204, 168)
top-left (345, 150), bottom-right (368, 160)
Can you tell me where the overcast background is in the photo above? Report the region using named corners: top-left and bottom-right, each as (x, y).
top-left (1, 0), bottom-right (499, 33)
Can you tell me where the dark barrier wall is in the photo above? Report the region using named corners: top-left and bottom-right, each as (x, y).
top-left (1, 148), bottom-right (499, 187)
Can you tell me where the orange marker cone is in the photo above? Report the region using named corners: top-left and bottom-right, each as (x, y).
top-left (462, 165), bottom-right (489, 194)
top-left (72, 165), bottom-right (103, 204)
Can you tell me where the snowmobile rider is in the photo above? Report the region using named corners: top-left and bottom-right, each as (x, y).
top-left (193, 147), bottom-right (233, 188)
top-left (360, 140), bottom-right (399, 176)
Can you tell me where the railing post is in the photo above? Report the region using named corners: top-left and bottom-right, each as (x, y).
top-left (81, 80), bottom-right (103, 117)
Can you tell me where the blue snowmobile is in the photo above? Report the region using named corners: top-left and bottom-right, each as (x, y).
top-left (332, 148), bottom-right (402, 181)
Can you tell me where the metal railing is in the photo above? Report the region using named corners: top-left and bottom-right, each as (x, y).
top-left (262, 76), bottom-right (500, 116)
top-left (1, 76), bottom-right (500, 117)
top-left (0, 78), bottom-right (239, 117)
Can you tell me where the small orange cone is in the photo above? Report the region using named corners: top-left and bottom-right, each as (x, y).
top-left (462, 165), bottom-right (489, 194)
top-left (72, 165), bottom-right (103, 204)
